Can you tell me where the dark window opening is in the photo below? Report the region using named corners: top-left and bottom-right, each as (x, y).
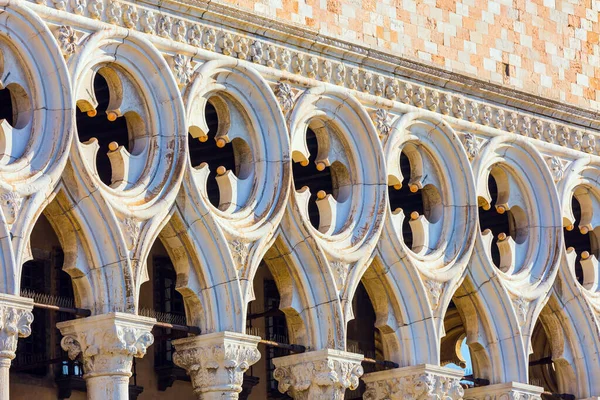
top-left (478, 173), bottom-right (512, 268)
top-left (389, 152), bottom-right (425, 250)
top-left (346, 281), bottom-right (382, 398)
top-left (263, 279), bottom-right (291, 399)
top-left (292, 128), bottom-right (335, 229)
top-left (76, 72), bottom-right (130, 186)
top-left (188, 101), bottom-right (237, 207)
top-left (153, 256), bottom-right (187, 368)
top-left (564, 196), bottom-right (593, 286)
top-left (0, 87), bottom-right (14, 126)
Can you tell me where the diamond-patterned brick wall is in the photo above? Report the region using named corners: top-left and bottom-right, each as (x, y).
top-left (224, 0), bottom-right (600, 111)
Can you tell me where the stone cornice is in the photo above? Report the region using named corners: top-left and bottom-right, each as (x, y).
top-left (148, 0), bottom-right (600, 130)
top-left (24, 0), bottom-right (600, 156)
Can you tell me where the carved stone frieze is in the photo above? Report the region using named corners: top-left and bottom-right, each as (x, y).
top-left (0, 294), bottom-right (34, 360)
top-left (57, 313), bottom-right (155, 377)
top-left (172, 332), bottom-right (261, 399)
top-left (362, 364), bottom-right (465, 400)
top-left (22, 0), bottom-right (600, 155)
top-left (464, 382), bottom-right (543, 400)
top-left (272, 349), bottom-right (364, 400)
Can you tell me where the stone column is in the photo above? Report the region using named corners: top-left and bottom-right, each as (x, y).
top-left (464, 382), bottom-right (543, 400)
top-left (172, 331), bottom-right (261, 400)
top-left (272, 349), bottom-right (364, 399)
top-left (57, 312), bottom-right (155, 400)
top-left (0, 293), bottom-right (33, 400)
top-left (362, 364), bottom-right (465, 400)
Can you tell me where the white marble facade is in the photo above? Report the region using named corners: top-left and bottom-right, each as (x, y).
top-left (0, 0), bottom-right (598, 399)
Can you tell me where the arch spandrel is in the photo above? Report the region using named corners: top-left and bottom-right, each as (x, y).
top-left (0, 2), bottom-right (72, 295)
top-left (550, 156), bottom-right (600, 397)
top-left (168, 60), bottom-right (290, 333)
top-left (468, 136), bottom-right (563, 383)
top-left (282, 87), bottom-right (387, 350)
top-left (59, 29), bottom-right (186, 314)
top-left (372, 111), bottom-right (477, 365)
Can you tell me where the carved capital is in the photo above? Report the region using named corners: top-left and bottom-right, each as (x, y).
top-left (172, 332), bottom-right (261, 399)
top-left (273, 349), bottom-right (364, 400)
top-left (0, 294), bottom-right (33, 360)
top-left (57, 312), bottom-right (155, 378)
top-left (362, 364), bottom-right (465, 400)
top-left (464, 382), bottom-right (543, 400)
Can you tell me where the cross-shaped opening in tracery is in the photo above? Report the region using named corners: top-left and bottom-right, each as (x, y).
top-left (292, 127), bottom-right (335, 229)
top-left (188, 101), bottom-right (237, 208)
top-left (76, 72), bottom-right (130, 186)
top-left (478, 173), bottom-right (512, 268)
top-left (564, 195), bottom-right (597, 286)
top-left (388, 152), bottom-right (425, 250)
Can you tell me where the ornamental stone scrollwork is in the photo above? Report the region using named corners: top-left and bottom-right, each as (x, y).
top-left (427, 89), bottom-right (440, 111)
top-left (106, 0), bottom-right (121, 24)
top-left (250, 41), bottom-right (264, 63)
top-left (87, 0), bottom-right (103, 19)
top-left (440, 93), bottom-right (452, 115)
top-left (219, 32), bottom-right (234, 58)
top-left (203, 28), bottom-right (217, 51)
top-left (57, 25), bottom-right (78, 57)
top-left (266, 45), bottom-right (277, 67)
top-left (140, 10), bottom-right (156, 34)
top-left (172, 54), bottom-right (194, 87)
top-left (272, 349), bottom-right (364, 400)
top-left (546, 156), bottom-right (565, 182)
top-left (236, 37), bottom-right (249, 60)
top-left (278, 49), bottom-right (291, 70)
top-left (188, 24), bottom-right (202, 46)
top-left (512, 296), bottom-right (529, 326)
top-left (413, 86), bottom-right (426, 107)
top-left (424, 280), bottom-right (444, 310)
top-left (274, 81), bottom-right (294, 114)
top-left (172, 332), bottom-right (261, 399)
top-left (23, 0), bottom-right (599, 155)
top-left (333, 63), bottom-right (345, 85)
top-left (453, 97), bottom-right (466, 119)
top-left (57, 313), bottom-right (155, 377)
top-left (362, 365), bottom-right (464, 400)
top-left (372, 108), bottom-right (392, 139)
top-left (0, 192), bottom-right (22, 226)
top-left (230, 239), bottom-right (249, 269)
top-left (0, 294), bottom-right (33, 360)
top-left (463, 132), bottom-right (484, 160)
top-left (122, 5), bottom-right (138, 28)
top-left (157, 15), bottom-right (172, 38)
top-left (173, 19), bottom-right (186, 42)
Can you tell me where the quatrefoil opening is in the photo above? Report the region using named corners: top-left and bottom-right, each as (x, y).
top-left (188, 94), bottom-right (254, 212)
top-left (388, 144), bottom-right (443, 255)
top-left (76, 66), bottom-right (149, 189)
top-left (292, 122), bottom-right (351, 235)
top-left (564, 186), bottom-right (600, 291)
top-left (0, 47), bottom-right (33, 165)
top-left (478, 166), bottom-right (528, 273)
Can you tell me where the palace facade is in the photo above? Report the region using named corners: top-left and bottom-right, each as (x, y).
top-left (0, 0), bottom-right (598, 399)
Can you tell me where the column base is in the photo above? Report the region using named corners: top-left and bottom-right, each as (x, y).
top-left (362, 364), bottom-right (465, 400)
top-left (272, 349), bottom-right (364, 399)
top-left (464, 382), bottom-right (544, 400)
